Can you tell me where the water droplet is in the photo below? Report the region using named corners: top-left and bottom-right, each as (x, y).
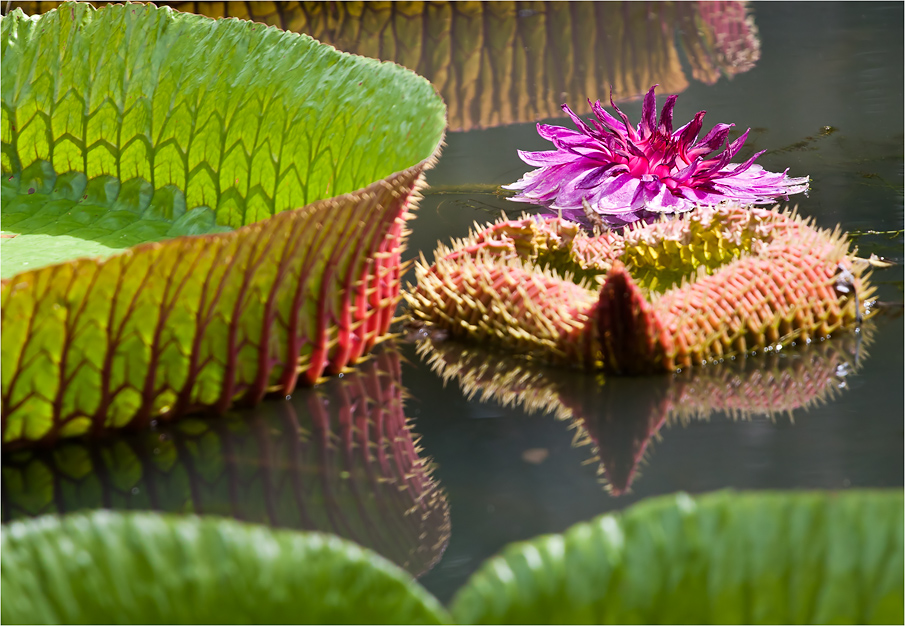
top-left (285, 394), bottom-right (291, 400)
top-left (338, 373), bottom-right (344, 378)
top-left (131, 487), bottom-right (139, 495)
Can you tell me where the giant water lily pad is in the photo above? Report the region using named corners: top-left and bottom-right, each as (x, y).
top-left (0, 510), bottom-right (452, 624)
top-left (7, 1), bottom-right (762, 131)
top-left (0, 3), bottom-right (446, 447)
top-left (451, 490), bottom-right (904, 624)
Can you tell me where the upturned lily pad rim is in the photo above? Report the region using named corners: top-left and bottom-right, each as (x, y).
top-left (0, 1), bottom-right (447, 445)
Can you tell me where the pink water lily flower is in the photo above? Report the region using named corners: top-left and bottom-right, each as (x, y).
top-left (504, 85), bottom-right (809, 229)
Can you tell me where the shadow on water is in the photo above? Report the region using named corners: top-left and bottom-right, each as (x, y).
top-left (1, 344), bottom-right (450, 578)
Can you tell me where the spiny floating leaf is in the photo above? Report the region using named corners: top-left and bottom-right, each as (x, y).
top-left (6, 1), bottom-right (761, 131)
top-left (1, 510), bottom-right (452, 625)
top-left (1, 343), bottom-right (450, 577)
top-left (407, 205), bottom-right (874, 373)
top-left (451, 490), bottom-right (904, 624)
top-left (418, 328), bottom-right (873, 495)
top-left (1, 3), bottom-right (446, 447)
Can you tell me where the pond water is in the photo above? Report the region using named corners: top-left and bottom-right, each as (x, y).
top-left (3, 0), bottom-right (903, 607)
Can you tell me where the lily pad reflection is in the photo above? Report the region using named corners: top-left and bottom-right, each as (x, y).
top-left (1, 344), bottom-right (450, 577)
top-left (418, 327), bottom-right (873, 495)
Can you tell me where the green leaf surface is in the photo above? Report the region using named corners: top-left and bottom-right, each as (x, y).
top-left (451, 490), bottom-right (904, 624)
top-left (1, 167), bottom-right (231, 278)
top-left (1, 510), bottom-right (452, 624)
top-left (1, 2), bottom-right (444, 277)
top-left (1, 2), bottom-right (446, 445)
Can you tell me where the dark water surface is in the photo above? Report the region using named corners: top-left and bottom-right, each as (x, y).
top-left (3, 0), bottom-right (903, 606)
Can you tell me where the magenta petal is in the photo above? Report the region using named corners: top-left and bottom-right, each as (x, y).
top-left (609, 87), bottom-right (638, 142)
top-left (639, 85), bottom-right (659, 138)
top-left (561, 103), bottom-right (596, 138)
top-left (506, 85), bottom-right (809, 230)
top-left (658, 95), bottom-right (678, 136)
top-left (575, 163), bottom-right (626, 190)
top-left (688, 123), bottom-right (734, 159)
top-left (536, 123), bottom-right (585, 143)
top-left (672, 157), bottom-right (703, 183)
top-left (713, 149), bottom-right (766, 178)
top-left (591, 99), bottom-right (626, 135)
top-left (723, 128), bottom-right (751, 160)
top-left (517, 149), bottom-right (578, 167)
top-left (678, 111), bottom-right (707, 152)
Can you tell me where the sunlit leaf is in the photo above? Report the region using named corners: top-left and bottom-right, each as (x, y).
top-left (1, 510), bottom-right (452, 624)
top-left (451, 490), bottom-right (904, 624)
top-left (1, 3), bottom-right (446, 447)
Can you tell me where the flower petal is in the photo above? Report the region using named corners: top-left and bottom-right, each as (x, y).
top-left (517, 149), bottom-right (578, 167)
top-left (591, 99), bottom-right (628, 136)
top-left (609, 86), bottom-right (639, 141)
top-left (677, 111), bottom-right (707, 154)
top-left (658, 94), bottom-right (678, 136)
top-left (505, 86), bottom-right (809, 230)
top-left (687, 122), bottom-right (734, 159)
top-left (561, 103), bottom-right (596, 138)
top-left (639, 85), bottom-right (659, 139)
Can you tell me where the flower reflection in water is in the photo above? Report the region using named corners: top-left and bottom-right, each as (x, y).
top-left (418, 327), bottom-right (872, 495)
top-left (0, 344), bottom-right (449, 578)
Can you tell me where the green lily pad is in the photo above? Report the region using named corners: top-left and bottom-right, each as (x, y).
top-left (0, 3), bottom-right (446, 447)
top-left (452, 490), bottom-right (904, 624)
top-left (0, 510), bottom-right (452, 624)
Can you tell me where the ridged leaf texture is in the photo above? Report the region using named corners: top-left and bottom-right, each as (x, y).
top-left (451, 490), bottom-right (904, 624)
top-left (6, 1), bottom-right (761, 131)
top-left (418, 328), bottom-right (873, 494)
top-left (1, 510), bottom-right (452, 624)
top-left (407, 205), bottom-right (874, 373)
top-left (1, 3), bottom-right (446, 447)
top-left (1, 344), bottom-right (450, 577)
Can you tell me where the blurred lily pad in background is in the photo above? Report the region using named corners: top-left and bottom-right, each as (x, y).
top-left (2, 490), bottom-right (901, 624)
